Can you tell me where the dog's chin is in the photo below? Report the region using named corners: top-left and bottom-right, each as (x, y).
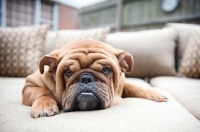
top-left (75, 92), bottom-right (100, 110)
top-left (62, 82), bottom-right (111, 112)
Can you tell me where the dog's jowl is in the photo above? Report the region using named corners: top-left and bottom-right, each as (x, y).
top-left (22, 39), bottom-right (167, 118)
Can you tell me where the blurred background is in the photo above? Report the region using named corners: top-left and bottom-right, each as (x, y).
top-left (0, 0), bottom-right (200, 31)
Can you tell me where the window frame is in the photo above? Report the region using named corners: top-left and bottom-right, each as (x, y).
top-left (0, 0), bottom-right (6, 27)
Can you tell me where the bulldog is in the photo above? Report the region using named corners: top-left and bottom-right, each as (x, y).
top-left (22, 39), bottom-right (167, 118)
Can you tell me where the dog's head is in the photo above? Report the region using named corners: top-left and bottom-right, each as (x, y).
top-left (39, 40), bottom-right (133, 111)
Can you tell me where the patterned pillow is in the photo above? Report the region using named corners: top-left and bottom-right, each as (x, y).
top-left (55, 27), bottom-right (110, 49)
top-left (178, 28), bottom-right (200, 78)
top-left (0, 25), bottom-right (50, 77)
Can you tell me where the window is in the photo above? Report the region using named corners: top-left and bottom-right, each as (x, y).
top-left (41, 0), bottom-right (53, 25)
top-left (6, 0), bottom-right (35, 27)
top-left (1, 0), bottom-right (58, 30)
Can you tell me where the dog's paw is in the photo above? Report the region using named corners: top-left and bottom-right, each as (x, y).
top-left (31, 96), bottom-right (59, 118)
top-left (146, 89), bottom-right (168, 102)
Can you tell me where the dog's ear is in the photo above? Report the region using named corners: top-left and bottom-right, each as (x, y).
top-left (118, 52), bottom-right (134, 72)
top-left (39, 54), bottom-right (57, 74)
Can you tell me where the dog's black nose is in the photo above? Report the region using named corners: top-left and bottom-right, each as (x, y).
top-left (75, 92), bottom-right (99, 110)
top-left (78, 73), bottom-right (96, 84)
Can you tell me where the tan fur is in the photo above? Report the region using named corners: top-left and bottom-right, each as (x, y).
top-left (22, 39), bottom-right (166, 118)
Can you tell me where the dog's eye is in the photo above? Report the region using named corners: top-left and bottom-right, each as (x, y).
top-left (102, 67), bottom-right (112, 76)
top-left (64, 69), bottom-right (72, 77)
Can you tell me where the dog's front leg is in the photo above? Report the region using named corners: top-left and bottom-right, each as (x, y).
top-left (22, 86), bottom-right (59, 118)
top-left (123, 82), bottom-right (167, 102)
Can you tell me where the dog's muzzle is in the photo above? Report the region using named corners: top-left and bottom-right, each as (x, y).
top-left (75, 73), bottom-right (100, 110)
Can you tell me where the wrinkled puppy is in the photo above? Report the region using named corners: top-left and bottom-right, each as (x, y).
top-left (22, 39), bottom-right (167, 118)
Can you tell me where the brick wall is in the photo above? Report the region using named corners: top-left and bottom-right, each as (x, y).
top-left (59, 4), bottom-right (78, 29)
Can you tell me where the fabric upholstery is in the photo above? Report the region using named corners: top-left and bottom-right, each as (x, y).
top-left (125, 78), bottom-right (151, 88)
top-left (0, 25), bottom-right (49, 77)
top-left (106, 27), bottom-right (177, 78)
top-left (55, 27), bottom-right (110, 49)
top-left (178, 28), bottom-right (200, 78)
top-left (150, 76), bottom-right (200, 120)
top-left (166, 23), bottom-right (200, 67)
top-left (0, 77), bottom-right (200, 132)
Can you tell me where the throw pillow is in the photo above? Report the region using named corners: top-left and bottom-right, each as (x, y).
top-left (178, 28), bottom-right (200, 78)
top-left (0, 25), bottom-right (50, 77)
top-left (106, 27), bottom-right (177, 78)
top-left (166, 23), bottom-right (200, 68)
top-left (55, 27), bottom-right (110, 49)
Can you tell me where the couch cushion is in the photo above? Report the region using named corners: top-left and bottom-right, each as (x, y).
top-left (0, 77), bottom-right (200, 131)
top-left (0, 25), bottom-right (49, 77)
top-left (106, 27), bottom-right (177, 78)
top-left (178, 28), bottom-right (200, 78)
top-left (166, 23), bottom-right (200, 67)
top-left (150, 76), bottom-right (200, 120)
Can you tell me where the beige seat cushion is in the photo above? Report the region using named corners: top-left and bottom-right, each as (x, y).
top-left (166, 23), bottom-right (200, 67)
top-left (0, 77), bottom-right (200, 131)
top-left (0, 25), bottom-right (49, 77)
top-left (150, 76), bottom-right (200, 120)
top-left (106, 27), bottom-right (177, 78)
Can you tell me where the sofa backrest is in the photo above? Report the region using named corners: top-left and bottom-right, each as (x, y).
top-left (43, 27), bottom-right (110, 55)
top-left (44, 31), bottom-right (57, 55)
top-left (43, 23), bottom-right (199, 78)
